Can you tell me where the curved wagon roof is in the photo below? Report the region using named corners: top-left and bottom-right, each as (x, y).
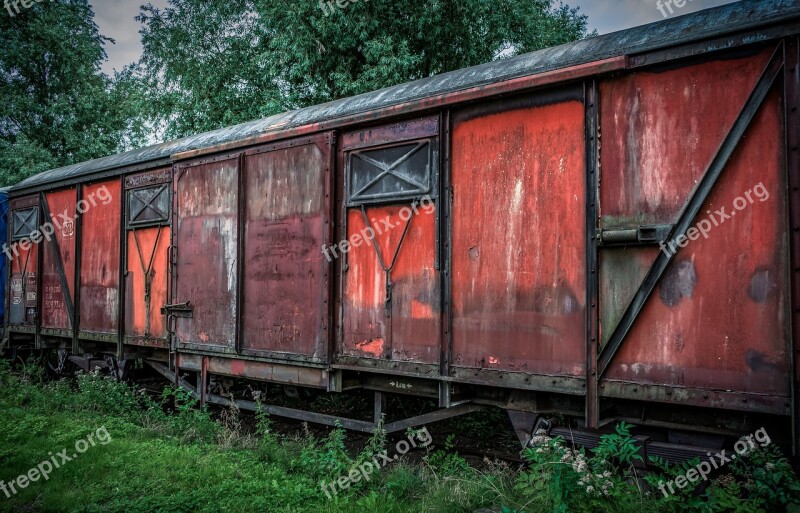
top-left (12, 0), bottom-right (800, 193)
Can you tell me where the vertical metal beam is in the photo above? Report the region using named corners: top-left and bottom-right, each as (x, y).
top-left (72, 184), bottom-right (83, 355)
top-left (784, 36), bottom-right (800, 455)
top-left (235, 153), bottom-right (245, 355)
top-left (169, 165), bottom-right (181, 367)
top-left (373, 391), bottom-right (385, 423)
top-left (585, 81), bottom-right (600, 428)
top-left (117, 178), bottom-right (127, 359)
top-left (2, 197), bottom-right (10, 345)
top-left (440, 110), bottom-right (453, 408)
top-left (598, 43), bottom-right (785, 377)
top-left (324, 132), bottom-right (336, 367)
top-left (199, 355), bottom-right (208, 407)
top-left (34, 199), bottom-right (43, 349)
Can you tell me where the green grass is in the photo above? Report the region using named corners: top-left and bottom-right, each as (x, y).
top-left (0, 361), bottom-right (799, 513)
top-left (0, 365), bottom-right (519, 513)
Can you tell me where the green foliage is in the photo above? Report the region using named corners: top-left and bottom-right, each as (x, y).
top-left (256, 0), bottom-right (592, 109)
top-left (594, 421), bottom-right (644, 467)
top-left (133, 0), bottom-right (592, 139)
top-left (514, 424), bottom-right (800, 513)
top-left (133, 0), bottom-right (283, 140)
top-left (2, 362), bottom-right (799, 513)
top-left (16, 355), bottom-right (46, 384)
top-left (425, 434), bottom-right (472, 477)
top-left (159, 385), bottom-right (221, 444)
top-left (729, 444), bottom-right (800, 510)
top-left (0, 0), bottom-right (146, 186)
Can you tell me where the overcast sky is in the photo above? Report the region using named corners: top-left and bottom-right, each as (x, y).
top-left (91, 0), bottom-right (740, 76)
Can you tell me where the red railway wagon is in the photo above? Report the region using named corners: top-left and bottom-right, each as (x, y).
top-left (5, 0), bottom-right (800, 455)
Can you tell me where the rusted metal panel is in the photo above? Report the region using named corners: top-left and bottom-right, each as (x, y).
top-left (600, 381), bottom-right (789, 416)
top-left (599, 51), bottom-right (790, 398)
top-left (41, 188), bottom-right (77, 331)
top-left (784, 35), bottom-right (800, 451)
top-left (340, 117), bottom-right (439, 151)
top-left (178, 353), bottom-right (329, 388)
top-left (174, 157), bottom-right (239, 350)
top-left (450, 96), bottom-right (587, 377)
top-left (79, 180), bottom-right (120, 334)
top-left (599, 247), bottom-right (658, 348)
top-left (341, 204), bottom-right (441, 364)
top-left (8, 196), bottom-right (39, 326)
top-left (599, 48), bottom-right (773, 229)
top-left (125, 227), bottom-right (170, 339)
top-left (338, 118), bottom-right (441, 366)
top-left (240, 138), bottom-right (330, 359)
top-left (8, 243), bottom-right (37, 326)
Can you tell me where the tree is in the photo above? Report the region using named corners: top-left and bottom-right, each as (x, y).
top-left (258, 0), bottom-right (592, 109)
top-left (0, 0), bottom-right (145, 187)
top-left (135, 0), bottom-right (283, 141)
top-left (136, 0), bottom-right (592, 138)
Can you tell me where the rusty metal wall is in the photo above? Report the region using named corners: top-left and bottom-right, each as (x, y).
top-left (450, 94), bottom-right (587, 377)
top-left (41, 188), bottom-right (77, 331)
top-left (240, 138), bottom-right (330, 360)
top-left (174, 157), bottom-right (239, 351)
top-left (341, 205), bottom-right (440, 364)
top-left (599, 48), bottom-right (790, 397)
top-left (337, 118), bottom-right (441, 367)
top-left (8, 195), bottom-right (39, 327)
top-left (79, 180), bottom-right (121, 334)
top-left (125, 227), bottom-right (170, 340)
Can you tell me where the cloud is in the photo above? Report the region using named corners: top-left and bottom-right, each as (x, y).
top-left (573, 0), bottom-right (740, 35)
top-left (90, 0), bottom-right (170, 76)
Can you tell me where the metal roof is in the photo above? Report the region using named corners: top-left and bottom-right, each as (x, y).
top-left (12, 0), bottom-right (800, 193)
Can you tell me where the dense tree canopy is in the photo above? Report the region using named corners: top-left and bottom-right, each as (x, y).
top-left (136, 0), bottom-right (592, 139)
top-left (0, 0), bottom-right (591, 185)
top-left (0, 0), bottom-right (145, 187)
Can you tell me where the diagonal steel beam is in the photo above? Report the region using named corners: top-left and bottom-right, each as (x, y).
top-left (40, 192), bottom-right (75, 329)
top-left (597, 43), bottom-right (785, 378)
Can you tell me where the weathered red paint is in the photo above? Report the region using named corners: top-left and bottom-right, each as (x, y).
top-left (125, 227), bottom-right (170, 339)
top-left (41, 188), bottom-right (77, 330)
top-left (79, 180), bottom-right (121, 334)
top-left (8, 243), bottom-right (37, 327)
top-left (240, 140), bottom-right (329, 359)
top-left (178, 353), bottom-right (330, 388)
top-left (174, 157), bottom-right (239, 349)
top-left (600, 50), bottom-right (789, 397)
top-left (342, 204), bottom-right (440, 364)
top-left (599, 48), bottom-right (772, 228)
top-left (451, 99), bottom-right (587, 376)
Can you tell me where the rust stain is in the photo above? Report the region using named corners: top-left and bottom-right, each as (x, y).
top-left (602, 54), bottom-right (789, 396)
top-left (451, 99), bottom-right (587, 376)
top-left (356, 338), bottom-right (385, 358)
top-left (241, 142), bottom-right (328, 358)
top-left (41, 188), bottom-right (77, 330)
top-left (342, 204), bottom-right (440, 365)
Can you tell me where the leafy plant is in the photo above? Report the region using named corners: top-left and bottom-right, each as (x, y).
top-left (425, 434), bottom-right (472, 477)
